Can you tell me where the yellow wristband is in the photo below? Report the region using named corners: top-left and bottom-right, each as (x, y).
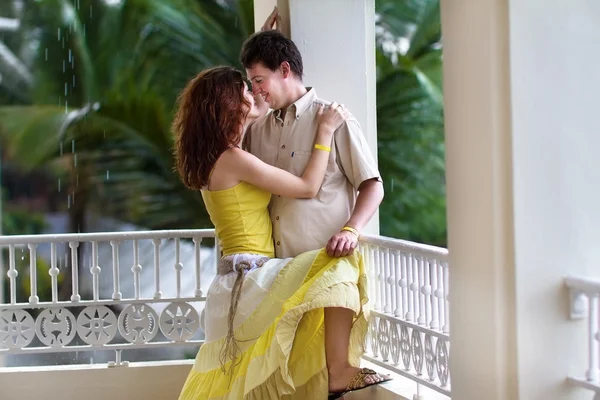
top-left (341, 226), bottom-right (359, 236)
top-left (314, 144), bottom-right (331, 153)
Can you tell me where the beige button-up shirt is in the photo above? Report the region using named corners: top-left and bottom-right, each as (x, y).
top-left (246, 88), bottom-right (381, 258)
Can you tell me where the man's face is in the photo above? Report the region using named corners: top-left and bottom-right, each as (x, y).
top-left (246, 62), bottom-right (285, 110)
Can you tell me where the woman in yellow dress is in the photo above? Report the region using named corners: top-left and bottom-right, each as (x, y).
top-left (172, 66), bottom-right (390, 399)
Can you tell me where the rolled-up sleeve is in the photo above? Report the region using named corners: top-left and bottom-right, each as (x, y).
top-left (334, 118), bottom-right (382, 190)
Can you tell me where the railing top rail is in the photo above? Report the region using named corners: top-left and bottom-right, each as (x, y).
top-left (565, 275), bottom-right (600, 293)
top-left (359, 234), bottom-right (449, 261)
top-left (0, 229), bottom-right (216, 245)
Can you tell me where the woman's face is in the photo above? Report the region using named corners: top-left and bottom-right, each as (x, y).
top-left (243, 82), bottom-right (261, 120)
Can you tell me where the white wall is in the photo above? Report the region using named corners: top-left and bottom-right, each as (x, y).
top-left (509, 0), bottom-right (600, 398)
top-left (0, 361), bottom-right (192, 400)
top-left (443, 0), bottom-right (598, 398)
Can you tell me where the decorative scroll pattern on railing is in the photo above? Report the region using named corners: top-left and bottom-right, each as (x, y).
top-left (359, 235), bottom-right (451, 397)
top-left (565, 276), bottom-right (600, 399)
top-left (0, 230), bottom-right (217, 365)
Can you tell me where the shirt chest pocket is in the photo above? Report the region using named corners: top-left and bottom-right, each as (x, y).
top-left (287, 150), bottom-right (312, 176)
top-left (286, 149), bottom-right (337, 177)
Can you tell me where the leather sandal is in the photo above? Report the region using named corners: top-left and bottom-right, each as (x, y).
top-left (328, 367), bottom-right (393, 399)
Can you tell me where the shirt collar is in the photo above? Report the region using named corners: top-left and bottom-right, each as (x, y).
top-left (274, 87), bottom-right (317, 120)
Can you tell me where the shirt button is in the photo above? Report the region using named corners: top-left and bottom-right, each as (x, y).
top-left (280, 123), bottom-right (284, 127)
top-left (276, 216), bottom-right (280, 220)
top-left (281, 145), bottom-right (286, 149)
top-left (276, 241), bottom-right (281, 246)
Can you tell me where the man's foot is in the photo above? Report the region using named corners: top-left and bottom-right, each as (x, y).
top-left (328, 366), bottom-right (391, 394)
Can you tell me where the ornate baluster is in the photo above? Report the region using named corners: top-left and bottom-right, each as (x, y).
top-left (90, 241), bottom-right (100, 301)
top-left (152, 239), bottom-right (162, 299)
top-left (193, 237), bottom-right (203, 297)
top-left (174, 238), bottom-right (183, 298)
top-left (49, 243), bottom-right (59, 303)
top-left (430, 259), bottom-right (440, 330)
top-left (443, 262), bottom-right (450, 333)
top-left (383, 248), bottom-right (392, 314)
top-left (110, 241), bottom-right (122, 300)
top-left (132, 240), bottom-right (142, 300)
top-left (412, 254), bottom-right (420, 324)
top-left (400, 252), bottom-right (409, 321)
top-left (418, 256), bottom-right (426, 326)
top-left (8, 244), bottom-right (17, 304)
top-left (28, 244), bottom-right (39, 304)
top-left (587, 294), bottom-right (599, 382)
top-left (69, 241), bottom-right (81, 302)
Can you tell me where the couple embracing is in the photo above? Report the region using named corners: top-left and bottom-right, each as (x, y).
top-left (173, 11), bottom-right (390, 400)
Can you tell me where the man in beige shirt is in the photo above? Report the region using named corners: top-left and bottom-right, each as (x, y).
top-left (240, 30), bottom-right (384, 260)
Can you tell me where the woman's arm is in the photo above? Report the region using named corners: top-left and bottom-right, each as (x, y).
top-left (227, 103), bottom-right (348, 198)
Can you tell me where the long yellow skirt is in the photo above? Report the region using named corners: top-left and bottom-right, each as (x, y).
top-left (178, 249), bottom-right (369, 400)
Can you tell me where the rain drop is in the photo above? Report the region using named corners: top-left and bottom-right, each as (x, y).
top-left (58, 178), bottom-right (61, 192)
top-left (45, 48), bottom-right (48, 61)
top-left (74, 153), bottom-right (77, 167)
top-left (67, 195), bottom-right (71, 209)
top-left (57, 28), bottom-right (61, 41)
top-left (106, 170), bottom-right (110, 180)
top-left (72, 140), bottom-right (75, 153)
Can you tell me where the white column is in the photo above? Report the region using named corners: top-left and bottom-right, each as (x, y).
top-left (443, 0), bottom-right (597, 399)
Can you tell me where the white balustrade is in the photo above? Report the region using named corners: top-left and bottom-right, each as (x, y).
top-left (0, 228), bottom-right (453, 398)
top-left (0, 229), bottom-right (217, 366)
top-left (359, 234), bottom-right (451, 397)
top-left (565, 276), bottom-right (600, 399)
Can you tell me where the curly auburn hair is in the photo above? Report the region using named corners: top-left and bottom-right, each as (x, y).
top-left (172, 66), bottom-right (251, 190)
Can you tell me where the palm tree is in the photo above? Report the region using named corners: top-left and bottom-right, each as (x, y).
top-left (375, 0), bottom-right (446, 246)
top-left (0, 0), bottom-right (254, 229)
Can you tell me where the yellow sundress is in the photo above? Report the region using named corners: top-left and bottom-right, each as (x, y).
top-left (178, 181), bottom-right (369, 400)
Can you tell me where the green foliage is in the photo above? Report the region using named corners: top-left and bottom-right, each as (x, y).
top-left (0, 0), bottom-right (255, 230)
top-left (375, 0), bottom-right (446, 246)
top-left (2, 208), bottom-right (47, 236)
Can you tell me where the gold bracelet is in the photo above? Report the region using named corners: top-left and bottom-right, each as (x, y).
top-left (314, 143), bottom-right (331, 152)
top-left (341, 226), bottom-right (359, 236)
